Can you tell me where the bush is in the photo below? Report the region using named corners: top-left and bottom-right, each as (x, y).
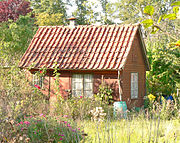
top-left (1, 114), bottom-right (83, 143)
top-left (0, 66), bottom-right (49, 119)
top-left (144, 93), bottom-right (180, 120)
top-left (55, 96), bottom-right (113, 121)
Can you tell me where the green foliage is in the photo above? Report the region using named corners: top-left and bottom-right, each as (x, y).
top-left (80, 118), bottom-right (180, 142)
top-left (0, 66), bottom-right (48, 120)
top-left (55, 96), bottom-right (111, 120)
top-left (146, 38), bottom-right (180, 95)
top-left (144, 5), bottom-right (154, 16)
top-left (96, 84), bottom-right (113, 104)
top-left (141, 19), bottom-right (154, 28)
top-left (0, 15), bottom-right (36, 66)
top-left (30, 0), bottom-right (67, 26)
top-left (1, 115), bottom-right (83, 142)
top-left (98, 0), bottom-right (115, 24)
top-left (35, 12), bottom-right (64, 26)
top-left (73, 0), bottom-right (99, 25)
top-left (171, 1), bottom-right (180, 6)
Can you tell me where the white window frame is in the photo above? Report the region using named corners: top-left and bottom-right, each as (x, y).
top-left (72, 74), bottom-right (93, 97)
top-left (131, 72), bottom-right (138, 99)
top-left (33, 74), bottom-right (44, 88)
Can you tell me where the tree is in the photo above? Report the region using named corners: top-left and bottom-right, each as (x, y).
top-left (142, 2), bottom-right (180, 95)
top-left (72, 0), bottom-right (91, 25)
top-left (146, 37), bottom-right (179, 95)
top-left (30, 0), bottom-right (67, 25)
top-left (99, 0), bottom-right (115, 24)
top-left (0, 15), bottom-right (36, 66)
top-left (35, 12), bottom-right (64, 26)
top-left (0, 0), bottom-right (32, 22)
top-left (114, 0), bottom-right (176, 24)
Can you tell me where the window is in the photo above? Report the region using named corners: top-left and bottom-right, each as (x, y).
top-left (131, 73), bottom-right (138, 99)
top-left (72, 74), bottom-right (93, 97)
top-left (33, 74), bottom-right (44, 88)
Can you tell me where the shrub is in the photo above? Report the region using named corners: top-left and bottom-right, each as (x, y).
top-left (1, 114), bottom-right (83, 142)
top-left (55, 96), bottom-right (113, 121)
top-left (0, 66), bottom-right (48, 121)
top-left (96, 83), bottom-right (113, 104)
top-left (144, 93), bottom-right (180, 120)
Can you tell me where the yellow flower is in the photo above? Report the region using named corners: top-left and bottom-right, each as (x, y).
top-left (148, 94), bottom-right (156, 101)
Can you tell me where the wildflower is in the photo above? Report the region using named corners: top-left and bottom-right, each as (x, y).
top-left (24, 121), bottom-right (30, 125)
top-left (67, 124), bottom-right (71, 127)
top-left (21, 128), bottom-right (23, 131)
top-left (60, 138), bottom-right (63, 140)
top-left (29, 115), bottom-right (32, 118)
top-left (72, 129), bottom-right (75, 132)
top-left (34, 84), bottom-right (41, 89)
top-left (80, 96), bottom-right (83, 98)
top-left (58, 133), bottom-right (61, 136)
top-left (20, 121), bottom-right (23, 125)
top-left (61, 134), bottom-right (64, 136)
top-left (78, 128), bottom-right (80, 130)
top-left (40, 70), bottom-right (43, 74)
top-left (63, 115), bottom-right (68, 118)
top-left (64, 121), bottom-right (67, 124)
top-left (148, 94), bottom-right (156, 101)
top-left (40, 113), bottom-right (43, 116)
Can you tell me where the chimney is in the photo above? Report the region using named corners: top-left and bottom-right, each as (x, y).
top-left (68, 17), bottom-right (76, 28)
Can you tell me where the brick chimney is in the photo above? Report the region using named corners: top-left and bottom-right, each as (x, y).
top-left (68, 17), bottom-right (76, 28)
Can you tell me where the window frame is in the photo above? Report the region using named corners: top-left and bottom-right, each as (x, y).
top-left (131, 72), bottom-right (138, 99)
top-left (72, 73), bottom-right (93, 97)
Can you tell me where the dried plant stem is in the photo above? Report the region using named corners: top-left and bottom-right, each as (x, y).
top-left (156, 114), bottom-right (160, 143)
top-left (148, 116), bottom-right (153, 143)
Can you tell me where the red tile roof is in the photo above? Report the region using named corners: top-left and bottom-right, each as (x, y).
top-left (19, 24), bottom-right (147, 70)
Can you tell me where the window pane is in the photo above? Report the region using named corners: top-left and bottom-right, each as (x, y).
top-left (84, 74), bottom-right (92, 82)
top-left (84, 82), bottom-right (93, 90)
top-left (73, 74), bottom-right (83, 82)
top-left (72, 74), bottom-right (83, 97)
top-left (131, 73), bottom-right (138, 99)
top-left (84, 90), bottom-right (93, 97)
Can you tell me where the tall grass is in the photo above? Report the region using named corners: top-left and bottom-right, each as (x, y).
top-left (78, 113), bottom-right (180, 143)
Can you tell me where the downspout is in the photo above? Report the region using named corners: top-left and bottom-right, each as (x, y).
top-left (118, 69), bottom-right (123, 101)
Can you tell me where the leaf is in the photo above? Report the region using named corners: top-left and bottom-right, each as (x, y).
top-left (151, 26), bottom-right (159, 34)
top-left (157, 15), bottom-right (163, 24)
top-left (141, 19), bottom-right (154, 28)
top-left (163, 13), bottom-right (176, 20)
top-left (144, 5), bottom-right (154, 16)
top-left (173, 6), bottom-right (179, 14)
top-left (171, 1), bottom-right (180, 6)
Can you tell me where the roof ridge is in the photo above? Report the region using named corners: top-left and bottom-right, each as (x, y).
top-left (38, 23), bottom-right (141, 28)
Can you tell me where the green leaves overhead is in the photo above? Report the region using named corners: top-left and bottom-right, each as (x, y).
top-left (163, 13), bottom-right (177, 20)
top-left (173, 6), bottom-right (179, 14)
top-left (144, 5), bottom-right (154, 16)
top-left (171, 1), bottom-right (180, 6)
top-left (141, 19), bottom-right (154, 28)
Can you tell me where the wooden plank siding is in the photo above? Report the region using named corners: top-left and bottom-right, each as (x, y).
top-left (122, 31), bottom-right (146, 108)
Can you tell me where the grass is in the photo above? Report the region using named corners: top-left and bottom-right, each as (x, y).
top-left (78, 117), bottom-right (180, 143)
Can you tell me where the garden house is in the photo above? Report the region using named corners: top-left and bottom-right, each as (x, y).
top-left (19, 22), bottom-right (150, 108)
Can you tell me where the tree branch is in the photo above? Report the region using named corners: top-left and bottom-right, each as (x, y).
top-left (153, 24), bottom-right (178, 41)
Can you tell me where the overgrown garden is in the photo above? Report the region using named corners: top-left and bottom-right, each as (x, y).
top-left (0, 0), bottom-right (179, 142)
